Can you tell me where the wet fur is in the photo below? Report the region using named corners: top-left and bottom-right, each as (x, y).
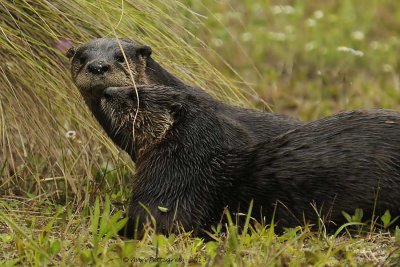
top-left (101, 85), bottom-right (400, 237)
top-left (66, 39), bottom-right (400, 237)
top-left (99, 88), bottom-right (174, 159)
top-left (68, 38), bottom-right (303, 161)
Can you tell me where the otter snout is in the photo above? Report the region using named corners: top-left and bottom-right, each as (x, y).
top-left (87, 60), bottom-right (111, 75)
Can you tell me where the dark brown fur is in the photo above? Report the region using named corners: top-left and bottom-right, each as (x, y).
top-left (94, 85), bottom-right (400, 238)
top-left (67, 39), bottom-right (400, 237)
top-left (67, 38), bottom-right (302, 161)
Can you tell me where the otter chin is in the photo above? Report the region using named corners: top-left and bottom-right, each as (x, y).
top-left (99, 86), bottom-right (174, 160)
top-left (94, 85), bottom-right (400, 238)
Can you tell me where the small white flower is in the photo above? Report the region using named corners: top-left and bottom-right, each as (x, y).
top-left (352, 31), bottom-right (365, 40)
top-left (306, 18), bottom-right (316, 27)
top-left (282, 5), bottom-right (295, 14)
top-left (269, 32), bottom-right (286, 41)
top-left (353, 50), bottom-right (364, 57)
top-left (65, 130), bottom-right (76, 139)
top-left (337, 46), bottom-right (364, 57)
top-left (241, 32), bottom-right (253, 42)
top-left (305, 42), bottom-right (316, 51)
top-left (337, 46), bottom-right (352, 52)
top-left (271, 5), bottom-right (283, 14)
top-left (314, 10), bottom-right (324, 19)
top-left (271, 5), bottom-right (295, 15)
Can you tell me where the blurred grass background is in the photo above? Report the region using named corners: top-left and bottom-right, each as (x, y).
top-left (184, 0), bottom-right (400, 119)
top-left (1, 0), bottom-right (400, 265)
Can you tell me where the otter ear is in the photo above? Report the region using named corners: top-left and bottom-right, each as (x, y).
top-left (136, 45), bottom-right (152, 58)
top-left (66, 47), bottom-right (76, 59)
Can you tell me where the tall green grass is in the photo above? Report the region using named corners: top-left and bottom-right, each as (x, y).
top-left (1, 0), bottom-right (400, 265)
top-left (0, 0), bottom-right (253, 202)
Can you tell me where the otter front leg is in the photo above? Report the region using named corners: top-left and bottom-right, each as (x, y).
top-left (120, 202), bottom-right (193, 239)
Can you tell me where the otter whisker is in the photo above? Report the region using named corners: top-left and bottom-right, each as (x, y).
top-left (114, 118), bottom-right (125, 135)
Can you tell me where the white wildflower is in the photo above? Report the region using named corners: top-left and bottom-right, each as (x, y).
top-left (65, 130), bottom-right (76, 140)
top-left (241, 32), bottom-right (253, 42)
top-left (337, 46), bottom-right (352, 52)
top-left (282, 5), bottom-right (295, 14)
top-left (271, 5), bottom-right (283, 14)
top-left (314, 10), bottom-right (324, 19)
top-left (353, 50), bottom-right (364, 57)
top-left (305, 42), bottom-right (316, 51)
top-left (352, 31), bottom-right (365, 40)
top-left (271, 5), bottom-right (295, 15)
top-left (306, 18), bottom-right (316, 27)
top-left (269, 32), bottom-right (286, 41)
top-left (337, 46), bottom-right (364, 57)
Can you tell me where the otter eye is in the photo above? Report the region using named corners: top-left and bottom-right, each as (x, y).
top-left (115, 54), bottom-right (125, 63)
top-left (79, 55), bottom-right (87, 64)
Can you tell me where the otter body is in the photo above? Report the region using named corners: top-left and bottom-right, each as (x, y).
top-left (67, 38), bottom-right (302, 161)
top-left (240, 110), bottom-right (400, 227)
top-left (96, 85), bottom-right (400, 236)
top-left (68, 39), bottom-right (400, 237)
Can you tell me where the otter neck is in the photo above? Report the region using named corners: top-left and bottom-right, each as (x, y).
top-left (84, 96), bottom-right (138, 161)
top-left (145, 58), bottom-right (186, 87)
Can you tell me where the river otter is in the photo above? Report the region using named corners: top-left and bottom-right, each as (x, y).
top-left (67, 38), bottom-right (302, 161)
top-left (96, 85), bottom-right (400, 237)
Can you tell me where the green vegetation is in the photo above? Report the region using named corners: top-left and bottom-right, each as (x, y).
top-left (1, 0), bottom-right (400, 265)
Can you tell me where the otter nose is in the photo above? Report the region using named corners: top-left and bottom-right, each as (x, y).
top-left (87, 61), bottom-right (110, 75)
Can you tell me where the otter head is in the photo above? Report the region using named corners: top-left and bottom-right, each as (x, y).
top-left (99, 85), bottom-right (183, 160)
top-left (66, 38), bottom-right (152, 101)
